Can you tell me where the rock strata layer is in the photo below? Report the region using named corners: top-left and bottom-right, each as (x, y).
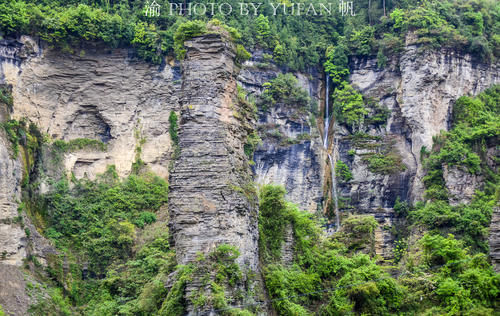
top-left (168, 33), bottom-right (259, 313)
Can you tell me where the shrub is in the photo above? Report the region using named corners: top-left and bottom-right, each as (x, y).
top-left (363, 152), bottom-right (405, 175)
top-left (173, 20), bottom-right (206, 59)
top-left (332, 82), bottom-right (368, 131)
top-left (43, 170), bottom-right (168, 276)
top-left (168, 111), bottom-right (179, 146)
top-left (259, 185), bottom-right (288, 262)
top-left (235, 44), bottom-right (251, 65)
top-left (0, 85), bottom-right (13, 110)
top-left (335, 160), bottom-right (353, 182)
top-left (260, 73), bottom-right (310, 109)
top-left (244, 132), bottom-right (261, 161)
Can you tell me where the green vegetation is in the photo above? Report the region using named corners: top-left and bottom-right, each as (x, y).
top-left (173, 20), bottom-right (207, 59)
top-left (1, 119), bottom-right (42, 173)
top-left (423, 85), bottom-right (499, 200)
top-left (363, 151), bottom-right (406, 175)
top-left (259, 185), bottom-right (404, 315)
top-left (168, 111), bottom-right (179, 146)
top-left (389, 0), bottom-right (499, 61)
top-left (397, 232), bottom-right (499, 315)
top-left (335, 160), bottom-right (353, 182)
top-left (332, 82), bottom-right (368, 131)
top-left (52, 138), bottom-right (107, 153)
top-left (410, 194), bottom-right (494, 253)
top-left (410, 85), bottom-right (499, 255)
top-left (333, 215), bottom-right (378, 253)
top-left (243, 131), bottom-right (261, 162)
top-left (235, 44), bottom-right (251, 65)
top-left (26, 166), bottom-right (171, 314)
top-left (0, 85), bottom-right (13, 110)
top-left (258, 184), bottom-right (500, 315)
top-left (0, 0), bottom-right (498, 69)
top-left (188, 245), bottom-right (255, 315)
top-left (43, 166), bottom-right (168, 273)
top-left (168, 110), bottom-right (180, 167)
top-left (260, 73), bottom-right (310, 110)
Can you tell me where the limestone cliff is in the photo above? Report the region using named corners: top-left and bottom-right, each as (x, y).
top-left (342, 45), bottom-right (499, 260)
top-left (168, 33), bottom-right (261, 313)
top-left (350, 45), bottom-right (498, 203)
top-left (1, 36), bottom-right (181, 181)
top-left (238, 54), bottom-right (325, 212)
top-left (0, 31), bottom-right (499, 314)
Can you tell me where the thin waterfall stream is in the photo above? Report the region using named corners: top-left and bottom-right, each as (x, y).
top-left (323, 73), bottom-right (340, 232)
top-left (323, 72), bottom-right (330, 148)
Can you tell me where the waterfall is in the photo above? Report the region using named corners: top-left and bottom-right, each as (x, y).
top-left (328, 140), bottom-right (340, 232)
top-left (323, 72), bottom-right (340, 232)
top-left (323, 73), bottom-right (330, 149)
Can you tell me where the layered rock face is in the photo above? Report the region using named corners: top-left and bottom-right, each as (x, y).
top-left (253, 105), bottom-right (324, 212)
top-left (490, 208), bottom-right (500, 272)
top-left (350, 45), bottom-right (499, 203)
top-left (168, 33), bottom-right (259, 312)
top-left (238, 57), bottom-right (324, 212)
top-left (0, 37), bottom-right (181, 315)
top-left (0, 126), bottom-right (29, 316)
top-left (0, 93), bottom-right (54, 316)
top-left (342, 45), bottom-right (499, 260)
top-left (0, 132), bottom-right (24, 266)
top-left (1, 37), bottom-right (181, 181)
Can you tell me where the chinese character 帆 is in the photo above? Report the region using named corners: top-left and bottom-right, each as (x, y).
top-left (339, 0), bottom-right (355, 16)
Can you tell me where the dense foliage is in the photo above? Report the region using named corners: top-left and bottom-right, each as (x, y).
top-left (258, 184), bottom-right (500, 315)
top-left (1, 0), bottom-right (497, 67)
top-left (260, 73), bottom-right (311, 110)
top-left (335, 160), bottom-right (352, 182)
top-left (409, 85), bottom-right (499, 255)
top-left (26, 166), bottom-right (171, 315)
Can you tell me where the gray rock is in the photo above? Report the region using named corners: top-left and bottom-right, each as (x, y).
top-left (489, 208), bottom-right (500, 272)
top-left (169, 33), bottom-right (260, 314)
top-left (1, 37), bottom-right (181, 180)
top-left (238, 61), bottom-right (325, 212)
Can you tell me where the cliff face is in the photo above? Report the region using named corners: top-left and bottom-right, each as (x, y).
top-left (0, 124), bottom-right (29, 316)
top-left (350, 45), bottom-right (498, 203)
top-left (0, 33), bottom-right (499, 313)
top-left (168, 34), bottom-right (260, 313)
top-left (337, 45), bottom-right (499, 260)
top-left (0, 36), bottom-right (182, 315)
top-left (238, 56), bottom-right (325, 212)
top-left (1, 37), bottom-right (181, 181)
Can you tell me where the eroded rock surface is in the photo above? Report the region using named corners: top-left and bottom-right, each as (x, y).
top-left (489, 207), bottom-right (500, 272)
top-left (345, 45), bottom-right (498, 260)
top-left (351, 46), bottom-right (499, 203)
top-left (168, 34), bottom-right (260, 313)
top-left (1, 38), bottom-right (181, 180)
top-left (238, 57), bottom-right (325, 212)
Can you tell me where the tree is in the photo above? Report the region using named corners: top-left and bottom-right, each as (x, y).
top-left (255, 14), bottom-right (271, 48)
top-left (273, 43), bottom-right (287, 65)
top-left (333, 82), bottom-right (368, 131)
top-left (324, 43), bottom-right (350, 86)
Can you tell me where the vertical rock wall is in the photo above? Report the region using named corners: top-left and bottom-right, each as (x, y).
top-left (238, 57), bottom-right (325, 212)
top-left (1, 37), bottom-right (181, 181)
top-left (350, 46), bottom-right (499, 203)
top-left (168, 33), bottom-right (259, 312)
top-left (344, 45), bottom-right (499, 260)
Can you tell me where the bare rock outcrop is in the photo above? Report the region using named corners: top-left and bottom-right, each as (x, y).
top-left (238, 56), bottom-right (325, 212)
top-left (489, 207), bottom-right (500, 272)
top-left (1, 38), bottom-right (181, 180)
top-left (351, 45), bottom-right (499, 203)
top-left (168, 33), bottom-right (260, 314)
top-left (345, 45), bottom-right (498, 260)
